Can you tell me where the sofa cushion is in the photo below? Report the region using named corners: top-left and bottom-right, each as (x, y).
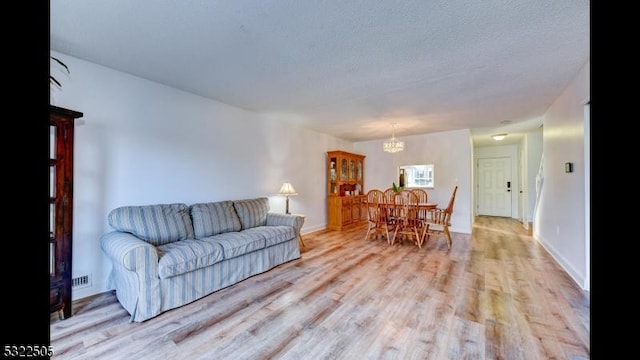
top-left (233, 197), bottom-right (269, 230)
top-left (244, 226), bottom-right (296, 247)
top-left (190, 201), bottom-right (242, 239)
top-left (204, 231), bottom-right (266, 259)
top-left (108, 203), bottom-right (194, 245)
top-left (156, 239), bottom-right (225, 279)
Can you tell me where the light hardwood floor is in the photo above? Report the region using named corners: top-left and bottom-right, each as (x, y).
top-left (50, 216), bottom-right (590, 359)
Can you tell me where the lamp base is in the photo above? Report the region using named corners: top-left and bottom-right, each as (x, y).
top-left (285, 196), bottom-right (290, 214)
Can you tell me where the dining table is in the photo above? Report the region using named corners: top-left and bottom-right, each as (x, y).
top-left (363, 200), bottom-right (438, 226)
top-left (364, 201), bottom-right (438, 211)
top-left (363, 200), bottom-right (438, 246)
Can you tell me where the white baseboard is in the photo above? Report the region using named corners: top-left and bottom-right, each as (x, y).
top-left (72, 279), bottom-right (109, 301)
top-left (535, 235), bottom-right (587, 290)
top-left (301, 223), bottom-right (327, 235)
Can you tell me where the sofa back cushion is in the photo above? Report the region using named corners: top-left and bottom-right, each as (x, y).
top-left (190, 201), bottom-right (242, 239)
top-left (108, 203), bottom-right (194, 245)
top-left (233, 197), bottom-right (269, 230)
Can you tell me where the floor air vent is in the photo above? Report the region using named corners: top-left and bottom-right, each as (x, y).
top-left (72, 275), bottom-right (90, 288)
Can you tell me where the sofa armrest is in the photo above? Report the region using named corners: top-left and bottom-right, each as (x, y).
top-left (266, 213), bottom-right (304, 235)
top-left (100, 231), bottom-right (159, 272)
top-left (100, 231), bottom-right (162, 322)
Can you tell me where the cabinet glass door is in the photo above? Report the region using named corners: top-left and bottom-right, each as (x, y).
top-left (349, 160), bottom-right (355, 180)
top-left (340, 158), bottom-right (348, 181)
top-left (329, 156), bottom-right (337, 194)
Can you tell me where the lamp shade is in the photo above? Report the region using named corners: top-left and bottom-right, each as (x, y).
top-left (279, 182), bottom-right (297, 215)
top-left (279, 182), bottom-right (298, 195)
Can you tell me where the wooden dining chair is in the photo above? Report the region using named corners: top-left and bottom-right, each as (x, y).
top-left (410, 188), bottom-right (428, 203)
top-left (383, 188), bottom-right (398, 230)
top-left (423, 185), bottom-right (458, 249)
top-left (383, 188), bottom-right (396, 203)
top-left (363, 189), bottom-right (390, 243)
top-left (410, 188), bottom-right (429, 232)
top-left (391, 190), bottom-right (422, 247)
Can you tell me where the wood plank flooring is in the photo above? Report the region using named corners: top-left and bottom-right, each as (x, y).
top-left (50, 216), bottom-right (590, 359)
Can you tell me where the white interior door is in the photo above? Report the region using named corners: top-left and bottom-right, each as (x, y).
top-left (477, 157), bottom-right (512, 217)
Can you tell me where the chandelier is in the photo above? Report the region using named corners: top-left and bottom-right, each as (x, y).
top-left (383, 123), bottom-right (404, 153)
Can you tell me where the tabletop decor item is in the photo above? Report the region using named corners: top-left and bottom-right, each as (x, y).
top-left (392, 182), bottom-right (403, 193)
top-left (279, 182), bottom-right (298, 214)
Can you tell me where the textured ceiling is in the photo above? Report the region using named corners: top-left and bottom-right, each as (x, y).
top-left (50, 0), bottom-right (589, 146)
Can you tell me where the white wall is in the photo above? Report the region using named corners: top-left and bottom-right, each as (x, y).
top-left (51, 51), bottom-right (353, 300)
top-left (524, 127), bottom-right (543, 225)
top-left (353, 129), bottom-right (473, 235)
top-left (535, 60), bottom-right (590, 290)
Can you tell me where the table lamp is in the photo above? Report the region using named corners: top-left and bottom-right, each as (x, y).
top-left (279, 182), bottom-right (298, 214)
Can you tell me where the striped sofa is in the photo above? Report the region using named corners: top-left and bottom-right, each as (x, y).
top-left (100, 197), bottom-right (303, 322)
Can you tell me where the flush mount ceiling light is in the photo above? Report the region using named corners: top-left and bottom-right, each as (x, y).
top-left (491, 133), bottom-right (507, 141)
top-left (383, 123), bottom-right (404, 153)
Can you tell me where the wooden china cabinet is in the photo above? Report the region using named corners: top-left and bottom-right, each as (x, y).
top-left (326, 150), bottom-right (366, 230)
top-left (50, 105), bottom-right (83, 319)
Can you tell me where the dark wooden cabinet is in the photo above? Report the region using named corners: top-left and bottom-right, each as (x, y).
top-left (50, 105), bottom-right (83, 319)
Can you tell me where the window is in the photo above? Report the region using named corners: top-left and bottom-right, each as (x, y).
top-left (399, 164), bottom-right (434, 188)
